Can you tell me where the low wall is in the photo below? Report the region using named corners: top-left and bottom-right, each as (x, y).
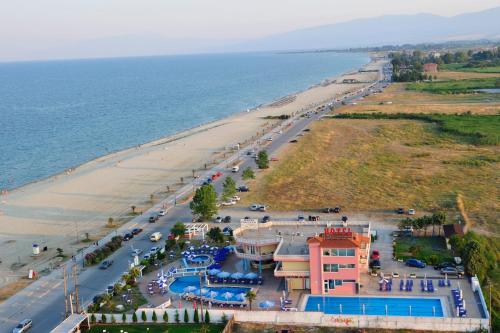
top-left (91, 308), bottom-right (490, 332)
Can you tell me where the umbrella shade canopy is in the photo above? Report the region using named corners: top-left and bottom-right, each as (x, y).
top-left (200, 288), bottom-right (210, 295)
top-left (209, 291), bottom-right (219, 298)
top-left (259, 300), bottom-right (275, 308)
top-left (217, 271), bottom-right (230, 278)
top-left (183, 286), bottom-right (197, 293)
top-left (222, 292), bottom-right (234, 300)
top-left (236, 293), bottom-right (246, 301)
top-left (245, 272), bottom-right (258, 279)
top-left (208, 269), bottom-right (221, 276)
top-left (231, 272), bottom-right (244, 279)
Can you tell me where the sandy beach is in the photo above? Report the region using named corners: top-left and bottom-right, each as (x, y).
top-left (0, 58), bottom-right (383, 292)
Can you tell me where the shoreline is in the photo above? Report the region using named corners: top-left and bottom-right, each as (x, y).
top-left (0, 56), bottom-right (383, 291)
top-left (4, 56), bottom-right (372, 194)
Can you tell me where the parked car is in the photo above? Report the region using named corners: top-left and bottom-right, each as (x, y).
top-left (440, 267), bottom-right (464, 276)
top-left (123, 233), bottom-right (133, 241)
top-left (257, 205), bottom-right (267, 212)
top-left (434, 262), bottom-right (455, 270)
top-left (100, 260), bottom-right (113, 270)
top-left (130, 248), bottom-right (143, 257)
top-left (159, 209), bottom-right (167, 216)
top-left (223, 216), bottom-right (232, 223)
top-left (371, 250), bottom-right (380, 260)
top-left (261, 215), bottom-right (271, 223)
top-left (214, 216), bottom-right (223, 223)
top-left (250, 204), bottom-right (259, 211)
top-left (408, 208), bottom-right (415, 215)
top-left (289, 139), bottom-right (298, 143)
top-left (143, 253), bottom-right (151, 261)
top-left (106, 285), bottom-right (114, 295)
top-left (323, 207), bottom-right (341, 213)
top-left (12, 319), bottom-right (32, 333)
top-left (131, 228), bottom-right (143, 235)
top-left (150, 246), bottom-right (161, 254)
top-left (370, 259), bottom-right (381, 269)
top-left (298, 215), bottom-right (305, 222)
top-left (223, 227), bottom-right (233, 236)
top-left (221, 200), bottom-right (236, 206)
top-left (405, 259), bottom-right (426, 268)
top-left (397, 207), bottom-right (405, 214)
top-left (237, 186), bottom-right (250, 192)
top-left (148, 215), bottom-right (159, 223)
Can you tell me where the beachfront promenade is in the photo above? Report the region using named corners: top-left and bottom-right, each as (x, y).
top-left (0, 61), bottom-right (388, 332)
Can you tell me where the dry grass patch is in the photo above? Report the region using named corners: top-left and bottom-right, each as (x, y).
top-left (243, 119), bottom-right (499, 232)
top-left (435, 71), bottom-right (500, 80)
top-left (0, 278), bottom-right (32, 302)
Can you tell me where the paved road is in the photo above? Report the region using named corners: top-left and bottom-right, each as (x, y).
top-left (0, 62), bottom-right (392, 332)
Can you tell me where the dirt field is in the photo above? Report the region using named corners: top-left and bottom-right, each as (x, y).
top-left (434, 70), bottom-right (500, 80)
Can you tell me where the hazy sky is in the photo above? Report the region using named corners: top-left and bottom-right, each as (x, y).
top-left (0, 0), bottom-right (498, 61)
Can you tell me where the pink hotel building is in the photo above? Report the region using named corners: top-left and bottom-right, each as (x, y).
top-left (234, 221), bottom-right (371, 295)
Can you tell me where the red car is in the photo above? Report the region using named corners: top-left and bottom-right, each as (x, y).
top-left (371, 250), bottom-right (380, 260)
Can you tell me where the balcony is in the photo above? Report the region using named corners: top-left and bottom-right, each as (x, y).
top-left (235, 248), bottom-right (274, 261)
top-left (274, 262), bottom-right (310, 277)
top-left (234, 236), bottom-right (280, 246)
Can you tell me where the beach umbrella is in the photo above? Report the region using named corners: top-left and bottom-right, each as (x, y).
top-left (209, 291), bottom-right (219, 298)
top-left (259, 300), bottom-right (275, 309)
top-left (189, 246), bottom-right (195, 251)
top-left (222, 292), bottom-right (234, 300)
top-left (183, 286), bottom-right (197, 293)
top-left (217, 271), bottom-right (230, 278)
top-left (231, 272), bottom-right (244, 279)
top-left (200, 288), bottom-right (210, 296)
top-left (245, 272), bottom-right (258, 279)
top-left (208, 268), bottom-right (221, 276)
top-left (236, 293), bottom-right (246, 301)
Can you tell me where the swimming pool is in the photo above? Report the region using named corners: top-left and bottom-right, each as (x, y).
top-left (169, 275), bottom-right (251, 303)
top-left (189, 255), bottom-right (210, 263)
top-left (305, 296), bottom-right (444, 317)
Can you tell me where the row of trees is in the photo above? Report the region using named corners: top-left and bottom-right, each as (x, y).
top-left (437, 47), bottom-right (500, 67)
top-left (398, 212), bottom-right (447, 236)
top-left (90, 308), bottom-right (213, 324)
top-left (84, 235), bottom-right (123, 266)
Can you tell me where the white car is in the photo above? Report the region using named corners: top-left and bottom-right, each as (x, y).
top-left (221, 200), bottom-right (236, 206)
top-left (408, 209), bottom-right (415, 215)
top-left (158, 209), bottom-right (167, 216)
top-left (143, 253), bottom-right (151, 261)
top-left (13, 319), bottom-right (32, 333)
top-left (214, 216), bottom-right (223, 223)
top-left (150, 246), bottom-right (160, 254)
top-left (250, 204), bottom-right (259, 211)
top-left (130, 248), bottom-right (143, 257)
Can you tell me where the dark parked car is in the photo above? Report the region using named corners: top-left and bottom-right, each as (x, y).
top-left (406, 259), bottom-right (426, 268)
top-left (261, 215), bottom-right (271, 223)
top-left (397, 207), bottom-right (405, 214)
top-left (323, 207), bottom-right (341, 213)
top-left (223, 227), bottom-right (233, 236)
top-left (237, 186), bottom-right (250, 192)
top-left (440, 267), bottom-right (464, 276)
top-left (100, 260), bottom-right (114, 270)
top-left (370, 259), bottom-right (381, 269)
top-left (223, 216), bottom-right (232, 223)
top-left (289, 139), bottom-right (298, 143)
top-left (131, 228), bottom-right (143, 235)
top-left (148, 215), bottom-right (159, 223)
top-left (123, 233), bottom-right (133, 241)
top-left (434, 262), bottom-right (455, 270)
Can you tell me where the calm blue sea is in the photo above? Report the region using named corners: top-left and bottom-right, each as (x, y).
top-left (0, 52), bottom-right (369, 190)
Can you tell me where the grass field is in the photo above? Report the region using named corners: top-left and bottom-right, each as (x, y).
top-left (88, 324), bottom-right (224, 333)
top-left (407, 77), bottom-right (500, 94)
top-left (439, 63), bottom-right (500, 73)
top-left (242, 118), bottom-right (499, 232)
top-left (394, 236), bottom-right (453, 263)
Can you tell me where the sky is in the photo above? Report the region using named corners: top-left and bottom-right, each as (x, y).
top-left (0, 0), bottom-right (499, 61)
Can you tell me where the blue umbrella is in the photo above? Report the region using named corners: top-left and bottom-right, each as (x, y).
top-left (231, 272), bottom-right (244, 279)
top-left (259, 300), bottom-right (275, 309)
top-left (217, 271), bottom-right (230, 278)
top-left (236, 293), bottom-right (246, 301)
top-left (245, 272), bottom-right (258, 279)
top-left (208, 268), bottom-right (221, 275)
top-left (183, 286), bottom-right (197, 293)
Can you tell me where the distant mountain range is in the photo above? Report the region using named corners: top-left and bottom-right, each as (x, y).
top-left (232, 6), bottom-right (500, 52)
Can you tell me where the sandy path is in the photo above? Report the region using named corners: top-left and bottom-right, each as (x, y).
top-left (0, 58), bottom-right (384, 289)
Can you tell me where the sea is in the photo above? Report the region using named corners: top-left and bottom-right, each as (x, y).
top-left (0, 52), bottom-right (369, 190)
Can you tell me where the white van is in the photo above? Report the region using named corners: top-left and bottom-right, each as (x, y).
top-left (149, 232), bottom-right (162, 242)
top-left (232, 165), bottom-right (240, 172)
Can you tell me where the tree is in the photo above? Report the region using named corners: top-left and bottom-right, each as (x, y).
top-left (122, 313), bottom-right (126, 323)
top-left (256, 150), bottom-right (269, 169)
top-left (107, 217), bottom-right (114, 227)
top-left (221, 313), bottom-right (228, 325)
top-left (175, 310), bottom-right (180, 323)
top-left (221, 176), bottom-right (237, 201)
top-left (56, 248), bottom-right (64, 257)
top-left (193, 308), bottom-right (199, 323)
top-left (245, 290), bottom-right (257, 310)
top-left (141, 310), bottom-right (147, 323)
top-left (170, 222), bottom-right (186, 238)
top-left (132, 312), bottom-right (138, 323)
top-left (111, 314), bottom-right (116, 324)
top-left (152, 310), bottom-right (157, 322)
top-left (90, 313), bottom-right (96, 324)
top-left (184, 308), bottom-right (189, 323)
top-left (431, 212), bottom-right (447, 236)
top-left (163, 311), bottom-right (168, 323)
top-left (242, 167), bottom-right (255, 180)
top-left (101, 314), bottom-right (107, 324)
top-left (204, 310), bottom-right (210, 324)
top-left (131, 205), bottom-right (136, 214)
top-left (463, 240), bottom-right (487, 279)
top-left (190, 184), bottom-right (218, 220)
top-left (207, 227), bottom-right (224, 243)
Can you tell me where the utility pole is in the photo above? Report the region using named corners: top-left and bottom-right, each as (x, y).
top-left (72, 265), bottom-right (80, 313)
top-left (199, 272), bottom-right (204, 322)
top-left (63, 265), bottom-right (68, 318)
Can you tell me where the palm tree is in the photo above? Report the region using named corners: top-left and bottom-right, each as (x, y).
top-left (245, 290), bottom-right (257, 310)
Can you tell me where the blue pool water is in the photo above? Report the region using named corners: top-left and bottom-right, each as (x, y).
top-left (169, 275), bottom-right (250, 303)
top-left (189, 255), bottom-right (210, 263)
top-left (305, 296), bottom-right (444, 317)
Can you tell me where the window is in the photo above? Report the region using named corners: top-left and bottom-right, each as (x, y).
top-left (346, 249), bottom-right (355, 256)
top-left (339, 264), bottom-right (356, 269)
top-left (323, 249), bottom-right (330, 256)
top-left (323, 248), bottom-right (355, 257)
top-left (323, 264), bottom-right (339, 272)
top-left (335, 280), bottom-right (343, 286)
top-left (323, 280), bottom-right (329, 292)
top-left (343, 280), bottom-right (355, 283)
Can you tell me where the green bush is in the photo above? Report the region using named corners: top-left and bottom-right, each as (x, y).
top-left (90, 313), bottom-right (96, 324)
top-left (141, 310), bottom-right (147, 323)
top-left (152, 310), bottom-right (157, 322)
top-left (101, 314), bottom-right (107, 324)
top-left (132, 312), bottom-right (137, 323)
top-left (163, 311), bottom-right (168, 323)
top-left (184, 308), bottom-right (189, 323)
top-left (175, 310), bottom-right (180, 323)
top-left (122, 313), bottom-right (126, 323)
top-left (204, 310), bottom-right (210, 324)
top-left (193, 308), bottom-right (199, 323)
